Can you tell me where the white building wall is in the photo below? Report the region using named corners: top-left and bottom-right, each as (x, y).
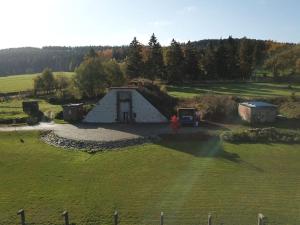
top-left (83, 89), bottom-right (168, 123)
top-left (131, 90), bottom-right (168, 123)
top-left (83, 90), bottom-right (117, 123)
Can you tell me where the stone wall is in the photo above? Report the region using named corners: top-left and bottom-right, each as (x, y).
top-left (41, 131), bottom-right (159, 153)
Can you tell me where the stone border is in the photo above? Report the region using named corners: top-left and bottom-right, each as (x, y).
top-left (40, 131), bottom-right (159, 153)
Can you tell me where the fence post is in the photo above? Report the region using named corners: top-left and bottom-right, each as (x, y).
top-left (208, 214), bottom-right (212, 225)
top-left (62, 211), bottom-right (69, 225)
top-left (258, 213), bottom-right (264, 225)
top-left (114, 211), bottom-right (118, 225)
top-left (17, 209), bottom-right (25, 225)
top-left (160, 212), bottom-right (164, 225)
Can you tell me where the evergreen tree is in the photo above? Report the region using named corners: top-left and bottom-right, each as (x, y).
top-left (201, 42), bottom-right (217, 79)
top-left (145, 33), bottom-right (165, 80)
top-left (225, 36), bottom-right (239, 79)
top-left (215, 40), bottom-right (228, 79)
top-left (239, 38), bottom-right (255, 80)
top-left (165, 39), bottom-right (184, 83)
top-left (126, 37), bottom-right (144, 79)
top-left (184, 41), bottom-right (201, 80)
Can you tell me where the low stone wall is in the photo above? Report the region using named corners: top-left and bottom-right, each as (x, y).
top-left (41, 131), bottom-right (159, 153)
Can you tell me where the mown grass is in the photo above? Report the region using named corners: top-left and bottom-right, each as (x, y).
top-left (167, 83), bottom-right (300, 98)
top-left (0, 131), bottom-right (299, 225)
top-left (0, 99), bottom-right (62, 120)
top-left (0, 72), bottom-right (74, 93)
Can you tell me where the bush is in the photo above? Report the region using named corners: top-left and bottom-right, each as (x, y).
top-left (279, 101), bottom-right (300, 119)
top-left (26, 116), bottom-right (39, 125)
top-left (55, 111), bottom-right (63, 120)
top-left (132, 79), bottom-right (177, 118)
top-left (221, 127), bottom-right (300, 143)
top-left (195, 95), bottom-right (238, 122)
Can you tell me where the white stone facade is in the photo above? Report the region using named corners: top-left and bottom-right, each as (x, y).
top-left (83, 88), bottom-right (168, 123)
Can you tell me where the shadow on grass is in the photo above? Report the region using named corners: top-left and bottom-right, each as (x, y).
top-left (157, 133), bottom-right (239, 162)
top-left (157, 132), bottom-right (264, 172)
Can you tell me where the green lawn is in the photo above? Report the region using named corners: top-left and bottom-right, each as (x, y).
top-left (167, 83), bottom-right (300, 98)
top-left (0, 72), bottom-right (74, 93)
top-left (0, 132), bottom-right (299, 225)
top-left (0, 99), bottom-right (62, 120)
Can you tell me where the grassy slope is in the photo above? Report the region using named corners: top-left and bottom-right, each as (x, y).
top-left (167, 83), bottom-right (300, 98)
top-left (0, 132), bottom-right (299, 225)
top-left (0, 72), bottom-right (74, 93)
top-left (0, 99), bottom-right (62, 120)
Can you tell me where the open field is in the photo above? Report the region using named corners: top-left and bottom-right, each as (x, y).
top-left (0, 72), bottom-right (74, 93)
top-left (0, 99), bottom-right (62, 120)
top-left (167, 83), bottom-right (300, 98)
top-left (0, 131), bottom-right (299, 225)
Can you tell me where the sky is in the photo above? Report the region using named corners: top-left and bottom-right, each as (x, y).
top-left (0, 0), bottom-right (299, 49)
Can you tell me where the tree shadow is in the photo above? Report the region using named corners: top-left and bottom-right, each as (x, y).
top-left (156, 133), bottom-right (265, 172)
top-left (157, 134), bottom-right (240, 163)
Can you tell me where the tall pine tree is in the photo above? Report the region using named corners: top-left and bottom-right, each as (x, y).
top-left (184, 41), bottom-right (201, 80)
top-left (165, 39), bottom-right (184, 83)
top-left (201, 42), bottom-right (217, 79)
top-left (215, 40), bottom-right (228, 79)
top-left (145, 33), bottom-right (165, 80)
top-left (239, 38), bottom-right (255, 80)
top-left (225, 36), bottom-right (239, 79)
top-left (126, 37), bottom-right (144, 79)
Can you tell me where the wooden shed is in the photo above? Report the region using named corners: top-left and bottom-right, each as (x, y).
top-left (238, 101), bottom-right (278, 123)
top-left (63, 103), bottom-right (84, 122)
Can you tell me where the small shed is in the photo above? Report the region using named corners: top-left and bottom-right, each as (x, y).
top-left (177, 108), bottom-right (196, 125)
top-left (22, 101), bottom-right (39, 115)
top-left (63, 103), bottom-right (84, 122)
top-left (238, 101), bottom-right (278, 123)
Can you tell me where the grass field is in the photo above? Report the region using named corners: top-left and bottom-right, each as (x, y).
top-left (0, 99), bottom-right (62, 120)
top-left (0, 131), bottom-right (299, 225)
top-left (0, 72), bottom-right (74, 93)
top-left (167, 83), bottom-right (300, 98)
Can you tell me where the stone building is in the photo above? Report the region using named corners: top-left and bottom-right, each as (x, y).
top-left (238, 101), bottom-right (278, 123)
top-left (83, 87), bottom-right (168, 123)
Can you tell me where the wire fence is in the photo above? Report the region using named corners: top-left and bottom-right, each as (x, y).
top-left (15, 208), bottom-right (266, 225)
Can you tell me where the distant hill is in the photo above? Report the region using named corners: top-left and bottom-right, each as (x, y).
top-left (0, 38), bottom-right (296, 76)
top-left (0, 46), bottom-right (129, 76)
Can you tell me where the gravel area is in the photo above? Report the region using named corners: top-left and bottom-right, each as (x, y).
top-left (0, 122), bottom-right (224, 151)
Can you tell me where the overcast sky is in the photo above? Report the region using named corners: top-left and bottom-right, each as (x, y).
top-left (0, 0), bottom-right (299, 49)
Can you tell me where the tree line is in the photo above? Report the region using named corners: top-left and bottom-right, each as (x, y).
top-left (125, 34), bottom-right (279, 82)
top-left (0, 46), bottom-right (128, 75)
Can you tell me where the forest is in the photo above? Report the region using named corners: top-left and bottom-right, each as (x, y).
top-left (0, 35), bottom-right (299, 82)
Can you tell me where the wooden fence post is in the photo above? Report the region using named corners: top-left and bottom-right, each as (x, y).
top-left (258, 213), bottom-right (264, 225)
top-left (17, 209), bottom-right (25, 225)
top-left (114, 211), bottom-right (118, 225)
top-left (160, 212), bottom-right (164, 225)
top-left (62, 211), bottom-right (69, 225)
top-left (208, 214), bottom-right (212, 225)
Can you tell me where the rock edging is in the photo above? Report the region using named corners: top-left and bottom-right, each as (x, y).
top-left (41, 131), bottom-right (159, 153)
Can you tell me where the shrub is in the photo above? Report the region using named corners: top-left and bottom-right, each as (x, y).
top-left (195, 95), bottom-right (238, 122)
top-left (221, 127), bottom-right (300, 143)
top-left (132, 79), bottom-right (177, 118)
top-left (279, 101), bottom-right (300, 119)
